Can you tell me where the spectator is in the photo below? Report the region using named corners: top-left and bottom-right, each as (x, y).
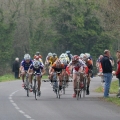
top-left (115, 50), bottom-right (120, 97)
top-left (12, 57), bottom-right (20, 79)
top-left (101, 50), bottom-right (113, 97)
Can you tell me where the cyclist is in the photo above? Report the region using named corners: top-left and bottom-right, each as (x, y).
top-left (59, 53), bottom-right (69, 64)
top-left (45, 52), bottom-right (53, 66)
top-left (34, 51), bottom-right (42, 59)
top-left (66, 55), bottom-right (86, 98)
top-left (59, 54), bottom-right (69, 86)
top-left (52, 53), bottom-right (58, 64)
top-left (65, 50), bottom-right (72, 61)
top-left (96, 55), bottom-right (103, 72)
top-left (49, 59), bottom-right (65, 91)
top-left (34, 51), bottom-right (43, 65)
top-left (28, 60), bottom-right (45, 96)
top-left (83, 53), bottom-right (93, 95)
top-left (19, 54), bottom-right (33, 87)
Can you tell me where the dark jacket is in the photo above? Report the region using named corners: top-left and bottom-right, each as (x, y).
top-left (12, 61), bottom-right (20, 72)
top-left (101, 56), bottom-right (112, 73)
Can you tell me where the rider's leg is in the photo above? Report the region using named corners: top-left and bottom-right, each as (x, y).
top-left (37, 75), bottom-right (41, 91)
top-left (86, 74), bottom-right (90, 95)
top-left (21, 71), bottom-right (25, 87)
top-left (58, 73), bottom-right (62, 90)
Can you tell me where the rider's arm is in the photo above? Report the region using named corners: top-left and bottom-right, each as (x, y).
top-left (41, 68), bottom-right (46, 76)
top-left (49, 66), bottom-right (52, 74)
top-left (28, 65), bottom-right (33, 75)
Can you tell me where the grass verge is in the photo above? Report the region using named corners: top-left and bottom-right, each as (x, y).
top-left (95, 80), bottom-right (120, 106)
top-left (0, 74), bottom-right (48, 82)
top-left (0, 74), bottom-right (15, 82)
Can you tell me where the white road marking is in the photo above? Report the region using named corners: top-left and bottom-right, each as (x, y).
top-left (9, 89), bottom-right (35, 120)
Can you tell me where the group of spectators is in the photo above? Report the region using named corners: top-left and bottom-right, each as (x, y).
top-left (97, 49), bottom-right (120, 97)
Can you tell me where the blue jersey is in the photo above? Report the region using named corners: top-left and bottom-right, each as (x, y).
top-left (21, 60), bottom-right (33, 71)
top-left (29, 63), bottom-right (43, 75)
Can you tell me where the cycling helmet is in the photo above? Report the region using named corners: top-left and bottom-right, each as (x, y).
top-left (48, 52), bottom-right (53, 57)
top-left (59, 53), bottom-right (66, 58)
top-left (72, 55), bottom-right (79, 62)
top-left (33, 60), bottom-right (40, 69)
top-left (66, 51), bottom-right (70, 54)
top-left (53, 53), bottom-right (57, 57)
top-left (24, 54), bottom-right (31, 60)
top-left (85, 53), bottom-right (90, 58)
top-left (80, 53), bottom-right (85, 59)
top-left (36, 51), bottom-right (40, 55)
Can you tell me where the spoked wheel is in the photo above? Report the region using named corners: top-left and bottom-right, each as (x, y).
top-left (76, 82), bottom-right (80, 100)
top-left (58, 90), bottom-right (60, 99)
top-left (26, 79), bottom-right (29, 97)
top-left (63, 86), bottom-right (65, 94)
top-left (34, 79), bottom-right (37, 100)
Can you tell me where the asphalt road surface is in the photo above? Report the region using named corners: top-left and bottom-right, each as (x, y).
top-left (0, 76), bottom-right (120, 120)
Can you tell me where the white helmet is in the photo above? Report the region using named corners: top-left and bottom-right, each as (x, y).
top-left (80, 53), bottom-right (85, 59)
top-left (85, 53), bottom-right (90, 58)
top-left (59, 53), bottom-right (66, 58)
top-left (33, 60), bottom-right (40, 69)
top-left (48, 52), bottom-right (53, 57)
top-left (24, 54), bottom-right (31, 60)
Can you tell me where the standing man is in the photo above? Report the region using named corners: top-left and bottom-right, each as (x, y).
top-left (12, 57), bottom-right (20, 79)
top-left (101, 50), bottom-right (113, 97)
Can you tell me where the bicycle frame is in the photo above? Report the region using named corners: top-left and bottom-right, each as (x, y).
top-left (25, 72), bottom-right (29, 97)
top-left (33, 73), bottom-right (38, 100)
top-left (52, 71), bottom-right (60, 99)
top-left (75, 72), bottom-right (86, 100)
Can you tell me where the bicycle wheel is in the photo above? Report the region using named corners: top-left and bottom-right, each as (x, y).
top-left (34, 79), bottom-right (37, 100)
top-left (76, 81), bottom-right (80, 100)
top-left (26, 78), bottom-right (29, 97)
top-left (58, 89), bottom-right (60, 99)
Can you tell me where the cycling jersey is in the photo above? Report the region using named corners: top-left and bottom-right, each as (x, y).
top-left (46, 56), bottom-right (58, 65)
top-left (86, 59), bottom-right (93, 70)
top-left (21, 60), bottom-right (33, 71)
top-left (29, 63), bottom-right (43, 75)
top-left (68, 59), bottom-right (86, 73)
top-left (52, 63), bottom-right (65, 72)
top-left (34, 55), bottom-right (42, 59)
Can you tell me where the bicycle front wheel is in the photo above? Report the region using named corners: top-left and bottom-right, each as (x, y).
top-left (26, 79), bottom-right (29, 97)
top-left (34, 79), bottom-right (37, 100)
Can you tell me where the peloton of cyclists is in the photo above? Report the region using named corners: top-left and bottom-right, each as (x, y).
top-left (19, 51), bottom-right (94, 98)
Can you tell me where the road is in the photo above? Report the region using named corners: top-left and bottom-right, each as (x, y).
top-left (0, 76), bottom-right (120, 120)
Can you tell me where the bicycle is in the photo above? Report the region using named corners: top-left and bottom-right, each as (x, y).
top-left (52, 71), bottom-right (60, 99)
top-left (75, 72), bottom-right (87, 100)
top-left (62, 75), bottom-right (68, 94)
top-left (32, 72), bottom-right (40, 100)
top-left (24, 72), bottom-right (29, 97)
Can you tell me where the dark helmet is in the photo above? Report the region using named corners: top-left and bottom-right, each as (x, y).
top-left (66, 51), bottom-right (70, 54)
top-left (53, 53), bottom-right (57, 56)
top-left (36, 51), bottom-right (40, 55)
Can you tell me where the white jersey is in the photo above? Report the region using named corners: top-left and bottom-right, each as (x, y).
top-left (68, 59), bottom-right (86, 73)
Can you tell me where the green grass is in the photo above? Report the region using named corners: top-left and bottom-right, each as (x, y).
top-left (95, 80), bottom-right (119, 94)
top-left (105, 97), bottom-right (120, 106)
top-left (0, 74), bottom-right (48, 82)
top-left (41, 75), bottom-right (48, 79)
top-left (95, 80), bottom-right (120, 106)
top-left (0, 74), bottom-right (15, 82)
